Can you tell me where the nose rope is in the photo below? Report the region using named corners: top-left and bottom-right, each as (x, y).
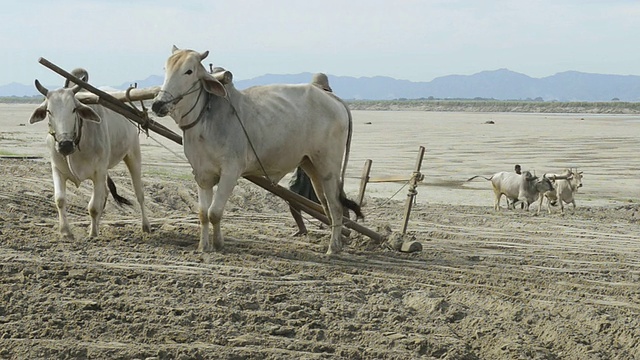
top-left (158, 81), bottom-right (201, 107)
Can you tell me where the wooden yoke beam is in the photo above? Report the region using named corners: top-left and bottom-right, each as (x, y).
top-left (245, 176), bottom-right (384, 243)
top-left (38, 57), bottom-right (183, 145)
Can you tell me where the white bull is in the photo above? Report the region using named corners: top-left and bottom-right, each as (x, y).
top-left (545, 168), bottom-right (583, 213)
top-left (467, 171), bottom-right (555, 211)
top-left (29, 69), bottom-right (150, 239)
top-left (151, 46), bottom-right (362, 255)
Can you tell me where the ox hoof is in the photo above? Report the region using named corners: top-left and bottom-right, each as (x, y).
top-left (142, 223), bottom-right (151, 233)
top-left (198, 242), bottom-right (223, 253)
top-left (291, 230), bottom-right (308, 237)
top-left (60, 232), bottom-right (75, 241)
top-left (326, 244), bottom-right (343, 256)
top-left (197, 244), bottom-right (212, 253)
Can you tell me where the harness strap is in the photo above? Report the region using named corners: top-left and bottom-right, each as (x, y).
top-left (74, 114), bottom-right (83, 150)
top-left (179, 86), bottom-right (208, 131)
top-left (225, 97), bottom-right (274, 185)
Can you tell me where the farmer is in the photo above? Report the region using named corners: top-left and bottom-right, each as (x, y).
top-left (288, 73), bottom-right (333, 236)
top-left (288, 167), bottom-right (320, 236)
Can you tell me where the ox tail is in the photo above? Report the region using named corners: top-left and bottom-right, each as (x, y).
top-left (341, 103), bottom-right (353, 185)
top-left (107, 175), bottom-right (133, 206)
top-left (340, 192), bottom-right (364, 220)
top-left (466, 175), bottom-right (493, 182)
top-left (324, 92), bottom-right (353, 185)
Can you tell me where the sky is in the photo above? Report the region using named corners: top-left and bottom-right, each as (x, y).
top-left (3, 0), bottom-right (640, 87)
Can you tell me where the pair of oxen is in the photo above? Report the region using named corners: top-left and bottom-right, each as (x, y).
top-left (30, 46), bottom-right (361, 256)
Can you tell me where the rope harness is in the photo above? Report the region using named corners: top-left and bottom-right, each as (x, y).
top-left (48, 112), bottom-right (83, 151)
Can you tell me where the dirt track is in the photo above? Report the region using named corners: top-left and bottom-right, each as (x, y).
top-left (1, 105), bottom-right (640, 359)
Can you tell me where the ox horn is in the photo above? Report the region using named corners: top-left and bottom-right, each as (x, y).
top-left (64, 68), bottom-right (89, 89)
top-left (212, 69), bottom-right (233, 84)
top-left (34, 79), bottom-right (48, 97)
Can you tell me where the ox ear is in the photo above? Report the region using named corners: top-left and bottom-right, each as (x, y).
top-left (77, 103), bottom-right (101, 123)
top-left (202, 75), bottom-right (227, 98)
top-left (29, 101), bottom-right (48, 124)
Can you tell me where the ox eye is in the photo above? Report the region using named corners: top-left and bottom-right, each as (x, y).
top-left (185, 69), bottom-right (193, 75)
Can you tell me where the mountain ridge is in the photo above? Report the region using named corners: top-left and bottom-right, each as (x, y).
top-left (3, 69), bottom-right (640, 102)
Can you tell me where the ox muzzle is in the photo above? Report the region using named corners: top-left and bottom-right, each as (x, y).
top-left (56, 139), bottom-right (76, 156)
top-left (151, 99), bottom-right (169, 117)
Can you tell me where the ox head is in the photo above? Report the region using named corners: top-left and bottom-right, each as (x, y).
top-left (570, 168), bottom-right (583, 189)
top-left (545, 168), bottom-right (583, 189)
top-left (151, 45), bottom-right (227, 118)
top-left (29, 80), bottom-right (101, 156)
top-left (536, 176), bottom-right (555, 193)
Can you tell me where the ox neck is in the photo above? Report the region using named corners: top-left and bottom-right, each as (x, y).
top-left (178, 85), bottom-right (209, 132)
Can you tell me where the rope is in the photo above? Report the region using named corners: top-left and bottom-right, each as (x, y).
top-left (145, 133), bottom-right (188, 162)
top-left (375, 179), bottom-right (412, 209)
top-left (225, 97), bottom-right (273, 184)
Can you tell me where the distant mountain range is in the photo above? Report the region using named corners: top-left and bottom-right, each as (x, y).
top-left (3, 69), bottom-right (640, 102)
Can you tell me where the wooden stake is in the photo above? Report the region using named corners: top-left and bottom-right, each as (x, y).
top-left (357, 159), bottom-right (372, 206)
top-left (401, 146), bottom-right (425, 235)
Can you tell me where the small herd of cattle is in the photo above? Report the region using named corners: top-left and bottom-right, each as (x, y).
top-left (466, 168), bottom-right (583, 214)
top-left (29, 46), bottom-right (584, 255)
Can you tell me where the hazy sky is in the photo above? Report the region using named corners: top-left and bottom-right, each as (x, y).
top-left (4, 0), bottom-right (640, 87)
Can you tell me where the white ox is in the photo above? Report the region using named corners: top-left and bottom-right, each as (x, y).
top-left (467, 171), bottom-right (555, 211)
top-left (543, 168), bottom-right (583, 213)
top-left (151, 46), bottom-right (362, 255)
top-left (29, 69), bottom-right (150, 239)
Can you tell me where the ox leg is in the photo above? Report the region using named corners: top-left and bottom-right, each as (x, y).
top-left (304, 166), bottom-right (343, 254)
top-left (197, 187), bottom-right (214, 252)
top-left (493, 192), bottom-right (502, 211)
top-left (312, 176), bottom-right (343, 255)
top-left (88, 173), bottom-right (107, 238)
top-left (325, 181), bottom-right (345, 255)
top-left (124, 153), bottom-right (151, 233)
top-left (206, 174), bottom-right (238, 252)
top-left (52, 167), bottom-right (73, 239)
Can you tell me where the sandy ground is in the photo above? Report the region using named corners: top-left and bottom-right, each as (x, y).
top-left (1, 104), bottom-right (639, 359)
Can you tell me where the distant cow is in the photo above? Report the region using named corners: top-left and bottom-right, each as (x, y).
top-left (544, 168), bottom-right (583, 213)
top-left (29, 69), bottom-right (150, 239)
top-left (151, 46), bottom-right (362, 255)
top-left (468, 171), bottom-right (555, 211)
top-left (523, 186), bottom-right (558, 214)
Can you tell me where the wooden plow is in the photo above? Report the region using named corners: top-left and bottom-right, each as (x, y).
top-left (38, 57), bottom-right (396, 246)
top-left (355, 146), bottom-right (426, 253)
